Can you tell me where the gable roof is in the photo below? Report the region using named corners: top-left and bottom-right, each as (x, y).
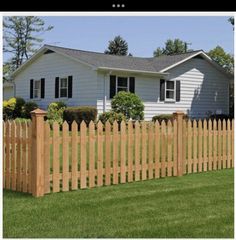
top-left (11, 44), bottom-right (232, 79)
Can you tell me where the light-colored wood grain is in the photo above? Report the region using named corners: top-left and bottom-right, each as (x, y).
top-left (193, 120), bottom-right (197, 173)
top-left (11, 121), bottom-right (16, 190)
top-left (97, 121), bottom-right (103, 186)
top-left (113, 121), bottom-right (118, 184)
top-left (227, 119), bottom-right (231, 169)
top-left (89, 121), bottom-right (95, 188)
top-left (62, 121), bottom-right (69, 191)
top-left (161, 120), bottom-right (166, 178)
top-left (148, 122), bottom-right (154, 179)
top-left (167, 120), bottom-right (172, 177)
top-left (213, 120), bottom-right (217, 170)
top-left (173, 120), bottom-right (177, 176)
top-left (80, 121), bottom-right (87, 189)
top-left (44, 121), bottom-right (50, 194)
top-left (5, 121), bottom-right (11, 189)
top-left (222, 120), bottom-right (226, 169)
top-left (218, 120), bottom-right (222, 170)
top-left (105, 121), bottom-right (111, 186)
top-left (71, 121), bottom-right (78, 190)
top-left (135, 121), bottom-right (140, 181)
top-left (203, 119), bottom-right (207, 171)
top-left (208, 120), bottom-right (212, 171)
top-left (182, 120), bottom-right (186, 175)
top-left (128, 121), bottom-right (133, 182)
top-left (3, 122), bottom-right (5, 189)
top-left (53, 122), bottom-right (60, 193)
top-left (232, 119), bottom-right (234, 168)
top-left (120, 121), bottom-right (126, 183)
top-left (155, 121), bottom-right (160, 178)
top-left (22, 121), bottom-right (27, 192)
top-left (16, 121), bottom-right (22, 191)
top-left (187, 120), bottom-right (192, 174)
top-left (198, 120), bottom-right (203, 172)
top-left (141, 121), bottom-right (147, 180)
top-left (27, 121), bottom-right (32, 193)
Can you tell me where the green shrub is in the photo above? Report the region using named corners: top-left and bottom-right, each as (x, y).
top-left (15, 118), bottom-right (31, 123)
top-left (3, 97), bottom-right (17, 120)
top-left (98, 111), bottom-right (126, 125)
top-left (47, 101), bottom-right (67, 127)
top-left (22, 101), bottom-right (38, 119)
top-left (111, 91), bottom-right (144, 120)
top-left (63, 106), bottom-right (97, 126)
top-left (152, 114), bottom-right (174, 123)
top-left (14, 97), bottom-right (25, 118)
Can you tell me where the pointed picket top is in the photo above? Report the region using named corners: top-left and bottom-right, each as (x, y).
top-left (203, 119), bottom-right (207, 127)
top-left (97, 120), bottom-right (103, 129)
top-left (222, 119), bottom-right (226, 129)
top-left (198, 119), bottom-right (202, 128)
top-left (80, 121), bottom-right (86, 132)
top-left (167, 120), bottom-right (172, 128)
top-left (193, 119), bottom-right (197, 128)
top-left (53, 121), bottom-right (59, 130)
top-left (121, 120), bottom-right (126, 129)
top-left (227, 119), bottom-right (231, 130)
top-left (208, 118), bottom-right (212, 128)
top-left (128, 120), bottom-right (133, 130)
top-left (105, 120), bottom-right (111, 131)
top-left (218, 119), bottom-right (222, 129)
top-left (113, 120), bottom-right (118, 131)
top-left (44, 120), bottom-right (50, 130)
top-left (72, 120), bottom-right (78, 130)
top-left (135, 120), bottom-right (140, 128)
top-left (213, 119), bottom-right (217, 128)
top-left (155, 119), bottom-right (160, 128)
top-left (161, 119), bottom-right (166, 127)
top-left (89, 120), bottom-right (94, 129)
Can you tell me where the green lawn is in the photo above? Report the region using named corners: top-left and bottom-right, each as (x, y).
top-left (3, 169), bottom-right (234, 238)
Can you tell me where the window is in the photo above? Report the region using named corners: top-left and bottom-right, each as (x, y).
top-left (34, 80), bottom-right (41, 99)
top-left (165, 80), bottom-right (175, 101)
top-left (117, 77), bottom-right (128, 93)
top-left (60, 77), bottom-right (68, 98)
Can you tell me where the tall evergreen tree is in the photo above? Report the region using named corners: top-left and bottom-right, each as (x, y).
top-left (104, 35), bottom-right (128, 56)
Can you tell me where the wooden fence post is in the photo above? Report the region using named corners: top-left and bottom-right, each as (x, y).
top-left (173, 111), bottom-right (185, 176)
top-left (30, 108), bottom-right (47, 197)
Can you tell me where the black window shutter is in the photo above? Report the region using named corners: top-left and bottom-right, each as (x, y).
top-left (55, 77), bottom-right (59, 98)
top-left (176, 80), bottom-right (181, 102)
top-left (110, 75), bottom-right (116, 99)
top-left (41, 78), bottom-right (45, 99)
top-left (30, 79), bottom-right (34, 99)
top-left (68, 76), bottom-right (73, 98)
top-left (160, 79), bottom-right (165, 101)
top-left (129, 77), bottom-right (135, 93)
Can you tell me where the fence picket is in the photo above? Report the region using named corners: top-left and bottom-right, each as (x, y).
top-left (161, 121), bottom-right (166, 177)
top-left (208, 120), bottom-right (213, 171)
top-left (203, 119), bottom-right (207, 171)
top-left (232, 119), bottom-right (234, 168)
top-left (16, 122), bottom-right (22, 191)
top-left (198, 120), bottom-right (203, 172)
top-left (22, 121), bottom-right (27, 192)
top-left (182, 120), bottom-right (186, 174)
top-left (141, 122), bottom-right (147, 180)
top-left (89, 121), bottom-right (95, 188)
top-left (193, 120), bottom-right (197, 173)
top-left (120, 121), bottom-right (126, 183)
top-left (5, 121), bottom-right (10, 189)
top-left (213, 120), bottom-right (217, 170)
top-left (80, 121), bottom-right (87, 189)
top-left (44, 121), bottom-right (50, 194)
top-left (97, 121), bottom-right (103, 186)
top-left (148, 122), bottom-right (154, 179)
top-left (128, 121), bottom-right (133, 182)
top-left (62, 121), bottom-right (69, 191)
top-left (71, 121), bottom-right (78, 190)
top-left (113, 121), bottom-right (118, 184)
top-left (3, 122), bottom-right (5, 189)
top-left (173, 120), bottom-right (177, 176)
top-left (187, 120), bottom-right (192, 174)
top-left (105, 121), bottom-right (111, 186)
top-left (218, 120), bottom-right (222, 170)
top-left (28, 121), bottom-right (32, 193)
top-left (167, 121), bottom-right (172, 177)
top-left (222, 120), bottom-right (226, 169)
top-left (135, 121), bottom-right (140, 181)
top-left (53, 122), bottom-right (60, 193)
top-left (11, 121), bottom-right (16, 190)
top-left (155, 121), bottom-right (160, 178)
top-left (227, 119), bottom-right (231, 169)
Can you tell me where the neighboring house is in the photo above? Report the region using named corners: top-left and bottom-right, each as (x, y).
top-left (11, 44), bottom-right (233, 120)
top-left (3, 81), bottom-right (14, 100)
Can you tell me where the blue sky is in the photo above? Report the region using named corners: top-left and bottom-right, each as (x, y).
top-left (4, 16), bottom-right (235, 60)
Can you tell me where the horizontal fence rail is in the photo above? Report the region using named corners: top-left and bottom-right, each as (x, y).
top-left (3, 110), bottom-right (234, 197)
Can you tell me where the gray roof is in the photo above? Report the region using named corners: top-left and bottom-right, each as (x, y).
top-left (45, 45), bottom-right (203, 72)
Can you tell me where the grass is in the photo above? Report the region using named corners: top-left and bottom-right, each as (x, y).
top-left (3, 169), bottom-right (234, 238)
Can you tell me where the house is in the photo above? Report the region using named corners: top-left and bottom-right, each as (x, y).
top-left (3, 81), bottom-right (14, 100)
top-left (11, 44), bottom-right (233, 120)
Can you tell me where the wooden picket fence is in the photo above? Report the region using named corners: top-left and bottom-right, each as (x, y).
top-left (3, 109), bottom-right (234, 197)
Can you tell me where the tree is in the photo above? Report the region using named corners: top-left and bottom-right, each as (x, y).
top-left (104, 35), bottom-right (128, 56)
top-left (208, 46), bottom-right (234, 73)
top-left (228, 17), bottom-right (234, 26)
top-left (153, 38), bottom-right (189, 57)
top-left (3, 16), bottom-right (53, 79)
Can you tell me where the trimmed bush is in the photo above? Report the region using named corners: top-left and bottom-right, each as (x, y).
top-left (3, 97), bottom-right (17, 120)
top-left (98, 111), bottom-right (126, 125)
top-left (14, 97), bottom-right (25, 118)
top-left (152, 113), bottom-right (188, 123)
top-left (63, 106), bottom-right (97, 126)
top-left (111, 91), bottom-right (144, 120)
top-left (47, 101), bottom-right (67, 127)
top-left (22, 101), bottom-right (38, 119)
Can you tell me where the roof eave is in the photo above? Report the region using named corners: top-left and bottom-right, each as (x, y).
top-left (97, 67), bottom-right (169, 78)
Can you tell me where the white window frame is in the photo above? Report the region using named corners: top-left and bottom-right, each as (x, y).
top-left (33, 80), bottom-right (41, 99)
top-left (59, 77), bottom-right (68, 98)
top-left (116, 76), bottom-right (130, 94)
top-left (165, 80), bottom-right (176, 102)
